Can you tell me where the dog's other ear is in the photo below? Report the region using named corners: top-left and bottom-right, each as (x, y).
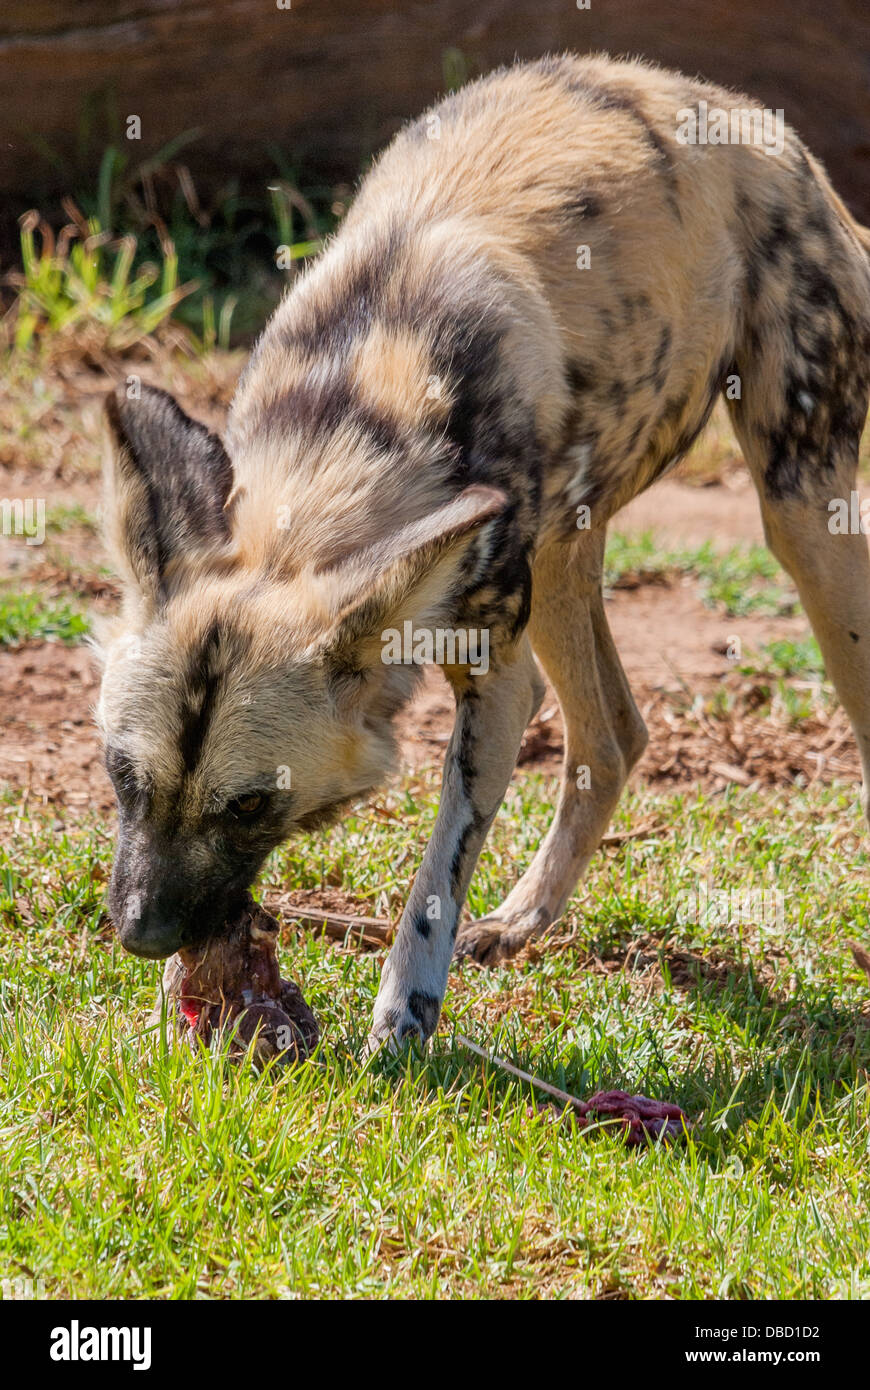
top-left (320, 484), bottom-right (509, 671)
top-left (102, 384), bottom-right (234, 612)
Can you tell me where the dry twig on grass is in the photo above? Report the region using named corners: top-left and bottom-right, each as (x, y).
top-left (456, 1034), bottom-right (689, 1145)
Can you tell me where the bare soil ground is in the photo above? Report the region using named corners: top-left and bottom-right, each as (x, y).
top-left (0, 357), bottom-right (864, 818)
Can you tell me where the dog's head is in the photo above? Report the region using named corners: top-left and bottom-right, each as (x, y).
top-left (97, 384), bottom-right (505, 958)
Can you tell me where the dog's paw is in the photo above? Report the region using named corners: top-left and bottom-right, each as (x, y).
top-left (363, 991), bottom-right (441, 1059)
top-left (454, 906), bottom-right (551, 967)
top-left (362, 1022), bottom-right (423, 1061)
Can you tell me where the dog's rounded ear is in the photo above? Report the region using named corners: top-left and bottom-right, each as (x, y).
top-left (103, 384), bottom-right (235, 611)
top-left (319, 484), bottom-right (509, 673)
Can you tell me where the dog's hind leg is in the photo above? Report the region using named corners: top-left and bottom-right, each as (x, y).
top-left (454, 529), bottom-right (648, 965)
top-left (730, 424), bottom-right (870, 819)
top-left (727, 234), bottom-right (870, 817)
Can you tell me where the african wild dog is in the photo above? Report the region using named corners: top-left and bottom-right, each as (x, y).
top-left (97, 54), bottom-right (870, 1050)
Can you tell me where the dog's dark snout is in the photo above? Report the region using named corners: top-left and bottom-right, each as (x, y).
top-left (110, 875), bottom-right (188, 959)
top-left (107, 823), bottom-right (257, 960)
top-left (116, 902), bottom-right (185, 959)
top-left (108, 829), bottom-right (193, 959)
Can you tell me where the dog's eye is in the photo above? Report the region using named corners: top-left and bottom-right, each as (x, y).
top-left (227, 792), bottom-right (265, 818)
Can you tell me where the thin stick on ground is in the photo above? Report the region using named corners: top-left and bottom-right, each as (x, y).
top-left (456, 1034), bottom-right (691, 1145)
top-left (456, 1033), bottom-right (583, 1111)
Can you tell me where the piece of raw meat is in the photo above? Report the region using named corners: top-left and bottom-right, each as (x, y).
top-left (571, 1090), bottom-right (688, 1145)
top-left (159, 898), bottom-right (318, 1065)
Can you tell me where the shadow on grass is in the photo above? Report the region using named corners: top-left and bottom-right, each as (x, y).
top-left (368, 938), bottom-right (870, 1166)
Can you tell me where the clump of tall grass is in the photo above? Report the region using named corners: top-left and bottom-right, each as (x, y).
top-left (3, 202), bottom-right (196, 355)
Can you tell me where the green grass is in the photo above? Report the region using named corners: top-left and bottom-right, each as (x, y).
top-left (604, 532), bottom-right (797, 617)
top-left (44, 503), bottom-right (99, 536)
top-left (9, 210), bottom-right (194, 354)
top-left (5, 147), bottom-right (339, 352)
top-left (739, 636), bottom-right (825, 682)
top-left (0, 589), bottom-right (90, 646)
top-left (1, 774), bottom-right (869, 1299)
top-left (707, 637), bottom-right (833, 723)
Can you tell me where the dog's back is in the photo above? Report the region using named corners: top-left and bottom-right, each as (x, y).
top-left (229, 53), bottom-right (870, 558)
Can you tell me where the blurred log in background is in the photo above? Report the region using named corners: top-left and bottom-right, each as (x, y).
top-left (0, 0), bottom-right (868, 222)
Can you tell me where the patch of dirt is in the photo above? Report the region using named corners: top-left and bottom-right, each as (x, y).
top-left (0, 576), bottom-right (860, 816)
top-left (0, 642), bottom-right (108, 810)
top-left (637, 690), bottom-right (858, 791)
top-left (618, 473), bottom-right (765, 549)
top-left (0, 350), bottom-right (242, 487)
top-left (274, 886), bottom-right (377, 919)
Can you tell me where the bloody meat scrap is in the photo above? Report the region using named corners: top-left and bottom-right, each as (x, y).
top-left (161, 899), bottom-right (318, 1065)
top-left (571, 1090), bottom-right (688, 1146)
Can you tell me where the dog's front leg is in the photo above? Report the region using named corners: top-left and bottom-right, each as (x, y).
top-left (367, 639), bottom-right (543, 1051)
